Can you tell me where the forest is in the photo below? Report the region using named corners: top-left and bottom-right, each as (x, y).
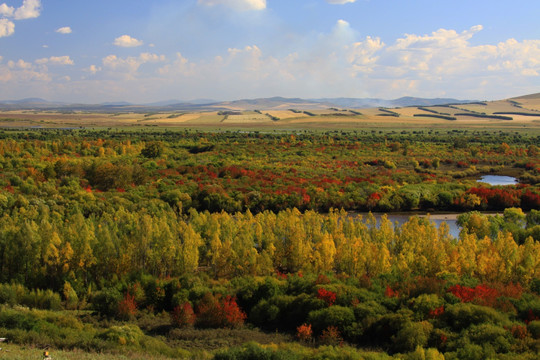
top-left (0, 128), bottom-right (539, 359)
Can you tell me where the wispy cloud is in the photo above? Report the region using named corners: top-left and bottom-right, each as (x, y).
top-left (198, 0), bottom-right (266, 11)
top-left (114, 35), bottom-right (143, 47)
top-left (55, 26), bottom-right (72, 34)
top-left (326, 0), bottom-right (356, 4)
top-left (35, 56), bottom-right (74, 65)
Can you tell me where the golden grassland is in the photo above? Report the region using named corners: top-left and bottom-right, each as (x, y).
top-left (1, 97), bottom-right (540, 131)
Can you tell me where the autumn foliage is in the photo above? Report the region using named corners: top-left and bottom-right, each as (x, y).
top-left (171, 302), bottom-right (196, 327)
top-left (316, 288), bottom-right (337, 306)
top-left (195, 293), bottom-right (246, 329)
top-left (117, 293), bottom-right (137, 320)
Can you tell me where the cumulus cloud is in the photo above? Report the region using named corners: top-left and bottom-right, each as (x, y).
top-left (0, 18), bottom-right (14, 37)
top-left (3, 21), bottom-right (540, 103)
top-left (13, 0), bottom-right (41, 20)
top-left (8, 59), bottom-right (32, 69)
top-left (55, 26), bottom-right (72, 34)
top-left (0, 0), bottom-right (41, 38)
top-left (0, 56), bottom-right (50, 83)
top-left (102, 53), bottom-right (166, 79)
top-left (327, 0), bottom-right (356, 4)
top-left (198, 0), bottom-right (266, 11)
top-left (114, 35), bottom-right (143, 47)
top-left (35, 56), bottom-right (74, 65)
top-left (86, 65), bottom-right (101, 74)
top-left (0, 3), bottom-right (14, 17)
top-left (155, 23), bottom-right (540, 100)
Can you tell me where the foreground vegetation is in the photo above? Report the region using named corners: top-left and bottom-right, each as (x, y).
top-left (0, 128), bottom-right (539, 358)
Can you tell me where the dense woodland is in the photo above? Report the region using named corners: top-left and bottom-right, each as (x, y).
top-left (0, 129), bottom-right (539, 359)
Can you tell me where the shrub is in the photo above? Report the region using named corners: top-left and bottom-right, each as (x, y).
top-left (117, 292), bottom-right (137, 320)
top-left (318, 326), bottom-right (343, 346)
top-left (316, 288), bottom-right (337, 306)
top-left (62, 281), bottom-right (79, 310)
top-left (99, 324), bottom-right (144, 346)
top-left (407, 294), bottom-right (443, 320)
top-left (171, 302), bottom-right (196, 328)
top-left (308, 306), bottom-right (355, 335)
top-left (296, 323), bottom-right (313, 342)
top-left (0, 283), bottom-right (18, 306)
top-left (21, 289), bottom-right (62, 311)
top-left (391, 321), bottom-right (433, 353)
top-left (442, 303), bottom-right (508, 331)
top-left (91, 287), bottom-right (122, 317)
top-left (463, 323), bottom-right (514, 353)
top-left (214, 342), bottom-right (299, 360)
top-left (527, 320), bottom-right (540, 339)
top-left (196, 293), bottom-right (246, 329)
top-left (250, 299), bottom-right (282, 330)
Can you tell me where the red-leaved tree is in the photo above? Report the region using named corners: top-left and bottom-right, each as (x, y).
top-left (171, 302), bottom-right (196, 327)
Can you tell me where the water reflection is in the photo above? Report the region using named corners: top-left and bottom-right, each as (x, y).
top-left (358, 213), bottom-right (461, 239)
top-left (477, 175), bottom-right (518, 186)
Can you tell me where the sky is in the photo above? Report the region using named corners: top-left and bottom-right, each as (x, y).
top-left (0, 0), bottom-right (539, 103)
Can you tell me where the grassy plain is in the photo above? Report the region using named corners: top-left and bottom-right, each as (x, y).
top-left (1, 97), bottom-right (540, 132)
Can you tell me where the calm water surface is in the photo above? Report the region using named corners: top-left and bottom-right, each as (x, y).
top-left (357, 213), bottom-right (461, 239)
top-left (477, 175), bottom-right (518, 186)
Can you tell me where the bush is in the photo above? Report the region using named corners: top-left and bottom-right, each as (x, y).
top-left (99, 324), bottom-right (144, 346)
top-left (442, 303), bottom-right (508, 331)
top-left (407, 294), bottom-right (444, 321)
top-left (318, 326), bottom-right (343, 346)
top-left (91, 287), bottom-right (122, 317)
top-left (462, 323), bottom-right (514, 353)
top-left (62, 281), bottom-right (79, 310)
top-left (527, 320), bottom-right (540, 339)
top-left (117, 292), bottom-right (138, 320)
top-left (214, 342), bottom-right (299, 360)
top-left (21, 289), bottom-right (62, 310)
top-left (195, 293), bottom-right (246, 329)
top-left (296, 323), bottom-right (313, 342)
top-left (171, 302), bottom-right (196, 328)
top-left (391, 321), bottom-right (433, 353)
top-left (0, 283), bottom-right (18, 306)
top-left (308, 306), bottom-right (355, 335)
top-left (250, 299), bottom-right (283, 330)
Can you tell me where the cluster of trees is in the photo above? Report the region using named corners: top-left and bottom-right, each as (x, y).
top-left (1, 202), bottom-right (539, 297)
top-left (0, 130), bottom-right (537, 215)
top-left (0, 128), bottom-right (538, 358)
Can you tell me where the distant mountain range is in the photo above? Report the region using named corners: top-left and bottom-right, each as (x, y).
top-left (0, 96), bottom-right (478, 112)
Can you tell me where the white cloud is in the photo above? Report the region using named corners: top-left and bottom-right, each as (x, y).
top-left (114, 35), bottom-right (143, 47)
top-left (55, 26), bottom-right (72, 34)
top-left (347, 36), bottom-right (385, 74)
top-left (86, 65), bottom-right (101, 74)
top-left (198, 0), bottom-right (266, 11)
top-left (1, 57), bottom-right (50, 83)
top-left (3, 21), bottom-right (540, 103)
top-left (102, 53), bottom-right (166, 78)
top-left (8, 59), bottom-right (32, 69)
top-left (35, 56), bottom-right (74, 65)
top-left (0, 18), bottom-right (14, 37)
top-left (327, 0), bottom-right (356, 4)
top-left (13, 0), bottom-right (41, 20)
top-left (158, 53), bottom-right (195, 76)
top-left (0, 0), bottom-right (41, 38)
top-left (0, 3), bottom-right (14, 17)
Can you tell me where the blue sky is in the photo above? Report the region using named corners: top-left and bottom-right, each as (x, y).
top-left (1, 0), bottom-right (539, 103)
